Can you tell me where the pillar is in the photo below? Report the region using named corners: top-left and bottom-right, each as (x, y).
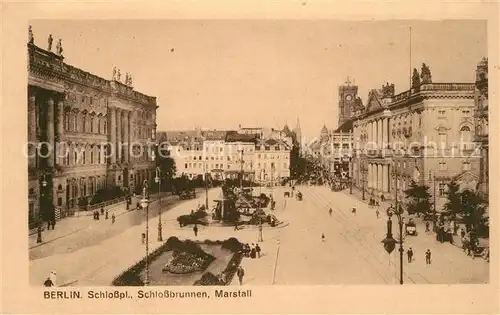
top-left (367, 163), bottom-right (372, 188)
top-left (372, 121), bottom-right (377, 148)
top-left (382, 118), bottom-right (387, 148)
top-left (376, 164), bottom-right (381, 192)
top-left (56, 99), bottom-right (64, 166)
top-left (123, 110), bottom-right (129, 164)
top-left (28, 93), bottom-right (37, 168)
top-left (46, 97), bottom-right (55, 168)
top-left (377, 119), bottom-right (382, 148)
top-left (383, 164), bottom-right (389, 192)
top-left (116, 108), bottom-right (122, 163)
top-left (109, 107), bottom-right (117, 164)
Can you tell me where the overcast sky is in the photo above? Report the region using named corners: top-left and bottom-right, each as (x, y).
top-left (30, 20), bottom-right (486, 140)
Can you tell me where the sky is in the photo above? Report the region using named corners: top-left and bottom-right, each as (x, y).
top-left (30, 20), bottom-right (487, 140)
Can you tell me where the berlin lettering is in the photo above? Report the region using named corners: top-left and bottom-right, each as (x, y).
top-left (44, 290), bottom-right (82, 299)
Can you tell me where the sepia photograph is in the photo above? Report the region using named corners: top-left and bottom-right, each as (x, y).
top-left (1, 2), bottom-right (498, 314)
top-left (26, 19), bottom-right (490, 288)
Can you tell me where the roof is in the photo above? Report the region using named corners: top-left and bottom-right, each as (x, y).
top-left (225, 131), bottom-right (259, 143)
top-left (335, 119), bottom-right (354, 133)
top-left (203, 130), bottom-right (227, 140)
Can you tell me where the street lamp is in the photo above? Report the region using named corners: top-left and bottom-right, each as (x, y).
top-left (139, 180), bottom-right (150, 286)
top-left (155, 167), bottom-right (162, 242)
top-left (37, 175), bottom-right (48, 243)
top-left (382, 205), bottom-right (404, 285)
top-left (349, 156), bottom-right (353, 195)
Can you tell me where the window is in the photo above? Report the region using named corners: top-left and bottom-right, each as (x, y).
top-left (193, 156), bottom-right (197, 160)
top-left (438, 132), bottom-right (447, 147)
top-left (463, 161), bottom-right (471, 171)
top-left (64, 112), bottom-right (70, 131)
top-left (283, 163), bottom-right (287, 168)
top-left (90, 117), bottom-right (94, 133)
top-left (439, 183), bottom-right (446, 197)
top-left (462, 109), bottom-right (471, 116)
top-left (460, 126), bottom-right (472, 149)
top-left (199, 156), bottom-right (202, 160)
top-left (103, 121), bottom-right (107, 134)
top-left (184, 163), bottom-right (187, 169)
top-left (90, 151), bottom-right (94, 164)
top-left (439, 161), bottom-right (447, 170)
top-left (438, 110), bottom-right (446, 117)
top-left (82, 115), bottom-right (87, 133)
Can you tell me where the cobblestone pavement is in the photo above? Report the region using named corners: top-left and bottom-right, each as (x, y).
top-left (29, 185), bottom-right (489, 287)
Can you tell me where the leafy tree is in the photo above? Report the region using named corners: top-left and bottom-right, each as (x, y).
top-left (443, 181), bottom-right (462, 220)
top-left (403, 180), bottom-right (432, 215)
top-left (460, 189), bottom-right (488, 237)
top-left (157, 147), bottom-right (176, 191)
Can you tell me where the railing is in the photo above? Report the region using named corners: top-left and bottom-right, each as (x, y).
top-left (78, 196), bottom-right (127, 213)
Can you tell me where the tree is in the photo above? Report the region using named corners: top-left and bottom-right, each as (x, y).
top-left (403, 180), bottom-right (432, 216)
top-left (460, 189), bottom-right (488, 237)
top-left (443, 181), bottom-right (461, 220)
top-left (157, 148), bottom-right (176, 191)
top-left (289, 142), bottom-right (306, 179)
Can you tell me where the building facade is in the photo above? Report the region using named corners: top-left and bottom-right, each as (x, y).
top-left (28, 35), bottom-right (157, 224)
top-left (352, 64), bottom-right (479, 211)
top-left (474, 57), bottom-right (489, 196)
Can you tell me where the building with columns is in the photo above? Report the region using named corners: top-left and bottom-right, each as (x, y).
top-left (352, 64), bottom-right (479, 211)
top-left (27, 36), bottom-right (157, 225)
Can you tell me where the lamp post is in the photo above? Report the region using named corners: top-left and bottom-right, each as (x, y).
top-left (37, 175), bottom-right (48, 243)
top-left (382, 205), bottom-right (404, 285)
top-left (204, 162), bottom-right (209, 210)
top-left (362, 161), bottom-right (366, 200)
top-left (155, 167), bottom-right (162, 242)
top-left (349, 156), bottom-right (353, 194)
top-left (139, 180), bottom-right (150, 286)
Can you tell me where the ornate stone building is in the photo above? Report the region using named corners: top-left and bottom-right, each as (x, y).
top-left (474, 57), bottom-right (488, 196)
top-left (352, 63), bottom-right (478, 211)
top-left (28, 33), bottom-right (157, 224)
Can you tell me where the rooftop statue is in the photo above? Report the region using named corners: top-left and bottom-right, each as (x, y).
top-left (421, 63), bottom-right (432, 84)
top-left (112, 66), bottom-right (117, 80)
top-left (117, 69), bottom-right (121, 82)
top-left (48, 34), bottom-right (53, 51)
top-left (28, 25), bottom-right (34, 44)
top-left (56, 39), bottom-right (63, 56)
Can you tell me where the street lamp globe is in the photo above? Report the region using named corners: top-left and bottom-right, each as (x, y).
top-left (381, 236), bottom-right (397, 254)
top-left (155, 176), bottom-right (160, 183)
top-left (42, 179), bottom-right (47, 187)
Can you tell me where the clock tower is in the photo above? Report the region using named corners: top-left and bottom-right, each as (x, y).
top-left (338, 76), bottom-right (359, 127)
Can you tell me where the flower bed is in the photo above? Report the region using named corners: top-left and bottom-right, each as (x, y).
top-left (163, 251), bottom-right (214, 274)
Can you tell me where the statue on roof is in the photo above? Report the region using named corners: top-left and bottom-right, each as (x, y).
top-left (128, 74), bottom-right (133, 87)
top-left (411, 68), bottom-right (420, 88)
top-left (117, 69), bottom-right (121, 82)
top-left (382, 82), bottom-right (395, 98)
top-left (125, 73), bottom-right (130, 85)
top-left (56, 39), bottom-right (63, 56)
top-left (28, 25), bottom-right (34, 44)
top-left (47, 34), bottom-right (53, 51)
top-left (112, 67), bottom-right (116, 80)
top-left (420, 63), bottom-right (432, 84)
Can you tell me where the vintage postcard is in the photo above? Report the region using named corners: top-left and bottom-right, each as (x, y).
top-left (1, 1), bottom-right (499, 314)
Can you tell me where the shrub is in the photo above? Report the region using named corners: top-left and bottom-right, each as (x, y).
top-left (166, 236), bottom-right (182, 248)
top-left (222, 237), bottom-right (243, 253)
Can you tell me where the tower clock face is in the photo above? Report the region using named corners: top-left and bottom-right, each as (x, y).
top-left (345, 94), bottom-right (352, 101)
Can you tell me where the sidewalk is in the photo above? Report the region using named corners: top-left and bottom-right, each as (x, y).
top-left (28, 192), bottom-right (169, 249)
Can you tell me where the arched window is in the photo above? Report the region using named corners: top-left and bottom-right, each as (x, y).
top-left (72, 113), bottom-right (77, 131)
top-left (97, 117), bottom-right (101, 134)
top-left (82, 115), bottom-right (87, 133)
top-left (90, 117), bottom-right (94, 133)
top-left (460, 126), bottom-right (472, 150)
top-left (437, 127), bottom-right (447, 148)
top-left (104, 120), bottom-right (107, 135)
top-left (64, 111), bottom-right (70, 131)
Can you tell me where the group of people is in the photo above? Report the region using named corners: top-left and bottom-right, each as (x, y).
top-left (242, 243), bottom-right (261, 259)
top-left (406, 247), bottom-right (432, 264)
top-left (93, 207), bottom-right (115, 223)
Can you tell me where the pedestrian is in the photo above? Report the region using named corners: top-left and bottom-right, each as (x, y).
top-left (193, 224), bottom-right (198, 237)
top-left (321, 233), bottom-right (325, 242)
top-left (425, 221), bottom-right (430, 232)
top-left (329, 208), bottom-right (333, 216)
top-left (376, 209), bottom-right (380, 219)
top-left (237, 266), bottom-right (245, 285)
top-left (47, 219), bottom-right (52, 230)
top-left (407, 247), bottom-right (413, 263)
top-left (352, 207), bottom-right (356, 215)
top-left (96, 211), bottom-right (100, 220)
top-left (141, 233), bottom-right (146, 244)
top-left (43, 277), bottom-right (54, 287)
top-left (105, 209), bottom-right (109, 220)
top-left (51, 218), bottom-right (56, 230)
top-left (255, 244), bottom-right (261, 258)
top-left (111, 213), bottom-right (115, 224)
top-left (101, 207), bottom-right (104, 216)
top-left (425, 249), bottom-right (431, 265)
top-left (460, 228), bottom-right (466, 239)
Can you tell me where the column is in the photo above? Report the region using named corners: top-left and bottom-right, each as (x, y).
top-left (56, 99), bottom-right (64, 166)
top-left (109, 107), bottom-right (117, 164)
top-left (28, 93), bottom-right (37, 168)
top-left (382, 118), bottom-right (387, 148)
top-left (368, 163), bottom-right (372, 188)
top-left (123, 110), bottom-right (129, 164)
top-left (377, 119), bottom-right (382, 148)
top-left (376, 164), bottom-right (381, 192)
top-left (116, 108), bottom-right (122, 163)
top-left (47, 97), bottom-right (55, 168)
top-left (383, 164), bottom-right (389, 192)
top-left (372, 121), bottom-right (377, 147)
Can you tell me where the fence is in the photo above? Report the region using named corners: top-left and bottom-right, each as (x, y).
top-left (72, 196), bottom-right (127, 217)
